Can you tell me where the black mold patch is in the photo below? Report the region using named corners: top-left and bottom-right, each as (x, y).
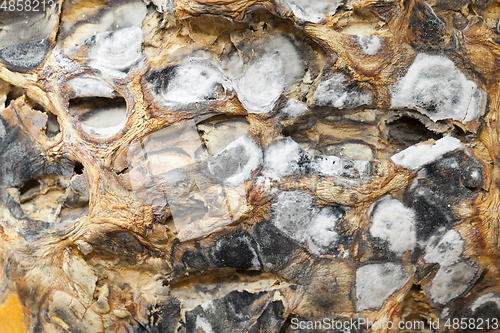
top-left (0, 39), bottom-right (50, 72)
top-left (404, 184), bottom-right (456, 241)
top-left (170, 239), bottom-right (210, 275)
top-left (179, 243), bottom-right (210, 272)
top-left (0, 115), bottom-right (74, 188)
top-left (208, 230), bottom-right (262, 270)
top-left (136, 297), bottom-right (181, 333)
top-left (250, 221), bottom-right (312, 282)
top-left (408, 0), bottom-right (445, 49)
top-left (423, 150), bottom-right (483, 200)
top-left (91, 231), bottom-right (145, 258)
top-left (145, 66), bottom-right (178, 96)
top-left (185, 290), bottom-right (275, 333)
top-left (247, 300), bottom-right (286, 333)
top-left (403, 150), bottom-right (483, 241)
top-left (463, 300), bottom-right (500, 330)
top-left (251, 222), bottom-right (301, 271)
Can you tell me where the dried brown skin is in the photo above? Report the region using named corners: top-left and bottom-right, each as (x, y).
top-left (0, 0), bottom-right (499, 332)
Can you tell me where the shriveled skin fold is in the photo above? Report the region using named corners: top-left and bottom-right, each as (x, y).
top-left (0, 0), bottom-right (499, 332)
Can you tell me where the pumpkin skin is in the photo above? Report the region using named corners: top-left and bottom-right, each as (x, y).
top-left (0, 0), bottom-right (499, 332)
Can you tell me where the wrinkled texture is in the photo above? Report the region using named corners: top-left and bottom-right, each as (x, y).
top-left (0, 0), bottom-right (499, 332)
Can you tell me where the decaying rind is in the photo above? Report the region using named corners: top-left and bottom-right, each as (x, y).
top-left (0, 0), bottom-right (500, 332)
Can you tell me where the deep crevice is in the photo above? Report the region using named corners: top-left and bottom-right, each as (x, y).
top-left (74, 162), bottom-right (84, 175)
top-left (5, 86), bottom-right (25, 108)
top-left (19, 178), bottom-right (40, 196)
top-left (386, 116), bottom-right (442, 151)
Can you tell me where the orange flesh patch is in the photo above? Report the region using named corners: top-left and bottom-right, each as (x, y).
top-left (0, 294), bottom-right (28, 333)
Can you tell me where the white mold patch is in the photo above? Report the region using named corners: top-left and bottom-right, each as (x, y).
top-left (356, 35), bottom-right (381, 56)
top-left (391, 53), bottom-right (486, 123)
top-left (159, 59), bottom-right (232, 108)
top-left (470, 293), bottom-right (500, 313)
top-left (233, 36), bottom-right (305, 114)
top-left (307, 206), bottom-right (342, 254)
top-left (355, 262), bottom-right (411, 311)
top-left (87, 26), bottom-right (146, 79)
top-left (369, 196), bottom-right (417, 254)
top-left (286, 0), bottom-right (343, 23)
top-left (314, 155), bottom-right (370, 180)
top-left (428, 260), bottom-right (478, 304)
top-left (195, 316), bottom-right (214, 333)
top-left (424, 230), bottom-right (464, 266)
top-left (254, 176), bottom-right (279, 195)
top-left (60, 1), bottom-right (147, 49)
top-left (313, 73), bottom-right (373, 109)
top-left (264, 138), bottom-right (371, 183)
top-left (390, 136), bottom-right (462, 169)
top-left (263, 137), bottom-right (310, 179)
top-left (67, 76), bottom-right (117, 99)
top-left (280, 98), bottom-right (308, 119)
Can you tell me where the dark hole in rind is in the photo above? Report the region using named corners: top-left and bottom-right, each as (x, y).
top-left (45, 112), bottom-right (61, 138)
top-left (19, 178), bottom-right (40, 195)
top-left (386, 116), bottom-right (441, 151)
top-left (74, 162), bottom-right (84, 175)
top-left (4, 86), bottom-right (25, 108)
top-left (68, 96), bottom-right (126, 111)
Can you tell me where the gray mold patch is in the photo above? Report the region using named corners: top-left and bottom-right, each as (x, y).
top-left (0, 39), bottom-right (50, 71)
top-left (424, 230), bottom-right (464, 266)
top-left (313, 73), bottom-right (373, 109)
top-left (201, 134), bottom-right (262, 187)
top-left (424, 230), bottom-right (478, 305)
top-left (233, 36), bottom-right (305, 114)
top-left (314, 155), bottom-right (370, 180)
top-left (355, 262), bottom-right (411, 311)
top-left (185, 290), bottom-right (288, 332)
top-left (428, 260), bottom-right (478, 305)
top-left (271, 191), bottom-right (345, 255)
top-left (263, 137), bottom-right (371, 186)
top-left (87, 26), bottom-right (145, 79)
top-left (356, 35), bottom-right (382, 56)
top-left (391, 53), bottom-right (486, 123)
top-left (272, 191), bottom-right (315, 244)
top-left (159, 59), bottom-right (232, 108)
